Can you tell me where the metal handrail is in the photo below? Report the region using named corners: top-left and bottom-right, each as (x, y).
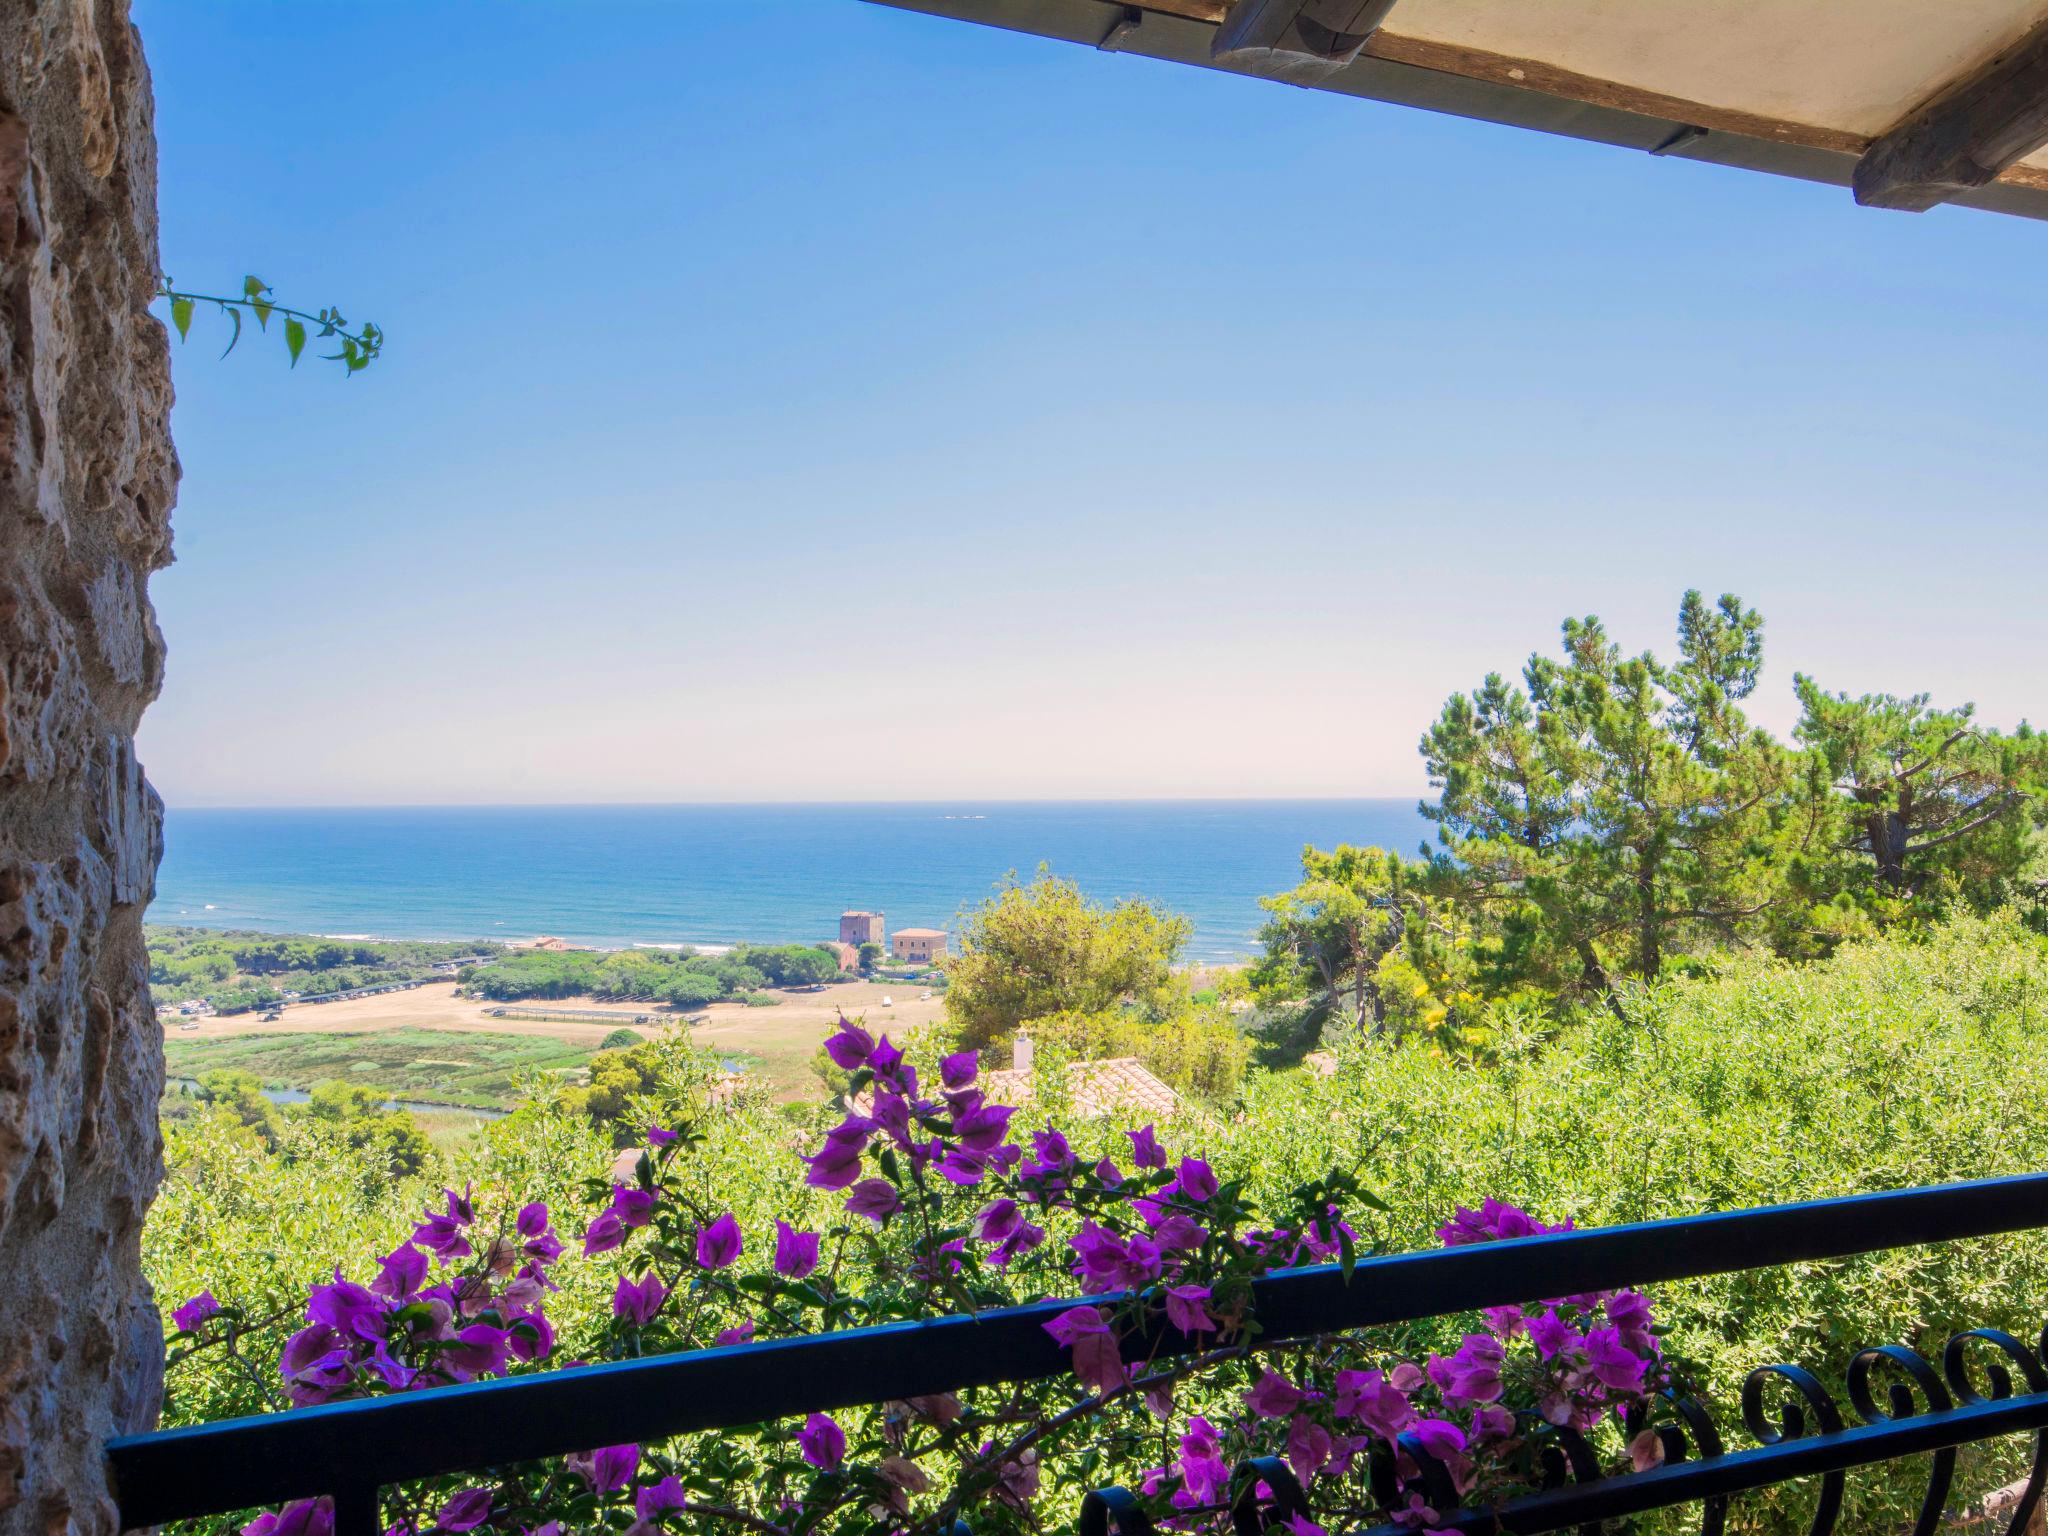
top-left (107, 1172), bottom-right (2048, 1532)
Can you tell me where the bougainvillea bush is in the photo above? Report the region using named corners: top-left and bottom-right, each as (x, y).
top-left (166, 1017), bottom-right (1681, 1536)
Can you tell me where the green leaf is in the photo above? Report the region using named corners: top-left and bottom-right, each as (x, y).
top-left (1337, 1225), bottom-right (1358, 1285)
top-left (251, 297), bottom-right (273, 331)
top-left (219, 304), bottom-right (242, 358)
top-left (242, 274), bottom-right (269, 300)
top-left (283, 316), bottom-right (305, 366)
top-left (170, 295), bottom-right (193, 341)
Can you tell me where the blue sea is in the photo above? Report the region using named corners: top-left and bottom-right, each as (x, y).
top-left (151, 801), bottom-right (1434, 963)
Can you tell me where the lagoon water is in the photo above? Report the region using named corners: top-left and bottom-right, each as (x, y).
top-left (153, 801), bottom-right (1434, 963)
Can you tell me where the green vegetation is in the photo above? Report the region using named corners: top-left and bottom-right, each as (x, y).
top-left (1258, 591), bottom-right (2045, 1044)
top-left (163, 1028), bottom-right (595, 1111)
top-left (164, 1072), bottom-right (432, 1188)
top-left (148, 926), bottom-right (499, 1014)
top-left (937, 868), bottom-right (1224, 1100)
top-left (459, 944), bottom-right (836, 1007)
top-left (149, 915), bottom-right (2048, 1533)
top-left (943, 868), bottom-right (1192, 1048)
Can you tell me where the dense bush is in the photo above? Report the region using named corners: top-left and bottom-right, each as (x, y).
top-left (148, 915), bottom-right (2048, 1535)
top-left (732, 943), bottom-right (841, 986)
top-left (1031, 1000), bottom-right (1251, 1102)
top-left (463, 948), bottom-right (768, 1006)
top-left (149, 927), bottom-right (500, 1008)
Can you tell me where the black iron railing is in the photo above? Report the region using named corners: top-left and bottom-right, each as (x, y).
top-left (108, 1173), bottom-right (2048, 1535)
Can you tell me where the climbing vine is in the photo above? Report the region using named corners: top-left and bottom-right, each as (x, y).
top-left (156, 274), bottom-right (383, 373)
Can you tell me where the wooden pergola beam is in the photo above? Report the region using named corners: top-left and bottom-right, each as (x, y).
top-left (1855, 15), bottom-right (2048, 211)
top-left (1211, 0), bottom-right (1399, 85)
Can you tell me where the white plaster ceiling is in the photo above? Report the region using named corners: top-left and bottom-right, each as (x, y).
top-left (1384, 0), bottom-right (2048, 166)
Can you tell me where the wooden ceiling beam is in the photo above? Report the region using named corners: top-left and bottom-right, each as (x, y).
top-left (1211, 0), bottom-right (1400, 85)
top-left (1854, 15), bottom-right (2048, 211)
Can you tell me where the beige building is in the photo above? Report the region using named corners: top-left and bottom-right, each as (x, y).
top-left (891, 927), bottom-right (947, 963)
top-left (839, 911), bottom-right (885, 948)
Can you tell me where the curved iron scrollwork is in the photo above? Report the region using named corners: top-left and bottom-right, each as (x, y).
top-left (1077, 1326), bottom-right (2048, 1536)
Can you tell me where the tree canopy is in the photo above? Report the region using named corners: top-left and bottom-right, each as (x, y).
top-left (942, 869), bottom-right (1191, 1049)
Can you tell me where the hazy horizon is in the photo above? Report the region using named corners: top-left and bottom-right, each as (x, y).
top-left (137, 3), bottom-right (2048, 807)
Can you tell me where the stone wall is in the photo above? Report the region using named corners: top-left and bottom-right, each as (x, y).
top-left (0, 0), bottom-right (174, 1529)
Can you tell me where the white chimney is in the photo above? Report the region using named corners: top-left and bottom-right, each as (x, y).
top-left (1012, 1030), bottom-right (1034, 1073)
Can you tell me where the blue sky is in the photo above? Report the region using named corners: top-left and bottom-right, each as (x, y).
top-left (135, 1), bottom-right (2048, 806)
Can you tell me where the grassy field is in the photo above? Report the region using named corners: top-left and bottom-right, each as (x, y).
top-left (163, 1027), bottom-right (597, 1110)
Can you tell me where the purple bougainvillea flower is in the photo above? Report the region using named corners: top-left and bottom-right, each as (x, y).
top-left (609, 1184), bottom-right (656, 1229)
top-left (507, 1309), bottom-right (554, 1363)
top-left (435, 1489), bottom-right (492, 1533)
top-left (581, 1210), bottom-right (626, 1257)
top-left (1178, 1416), bottom-right (1230, 1503)
top-left (612, 1273), bottom-right (669, 1327)
top-left (308, 1274), bottom-right (385, 1343)
top-left (240, 1497), bottom-right (334, 1536)
top-left (940, 1050), bottom-right (978, 1089)
top-left (1526, 1307), bottom-right (1577, 1360)
top-left (441, 1323), bottom-right (511, 1380)
top-left (773, 1219), bottom-right (820, 1279)
top-left (803, 1115), bottom-right (875, 1190)
top-left (715, 1319), bottom-right (756, 1347)
top-left (1174, 1157), bottom-right (1219, 1204)
top-left (1606, 1290), bottom-right (1657, 1353)
top-left (1284, 1514), bottom-right (1329, 1536)
top-left (823, 1015), bottom-right (875, 1071)
top-left (1127, 1124), bottom-right (1167, 1170)
top-left (1287, 1413), bottom-right (1334, 1481)
top-left (569, 1443), bottom-right (640, 1494)
top-left (1031, 1128), bottom-right (1074, 1172)
top-left (635, 1476), bottom-right (688, 1519)
top-left (1582, 1325), bottom-right (1650, 1392)
top-left (1043, 1305), bottom-right (1127, 1393)
top-left (410, 1211), bottom-right (469, 1261)
top-left (1067, 1221), bottom-right (1128, 1291)
top-left (172, 1290), bottom-right (221, 1333)
top-left (1043, 1304), bottom-right (1110, 1348)
top-left (867, 1032), bottom-right (906, 1080)
top-left (991, 1218), bottom-right (1045, 1266)
top-left (800, 1411), bottom-right (846, 1470)
top-left (1473, 1404), bottom-right (1516, 1441)
top-left (1245, 1369), bottom-right (1306, 1419)
top-left (370, 1245), bottom-right (428, 1302)
top-left (938, 1147), bottom-right (990, 1186)
top-left (1094, 1157), bottom-right (1124, 1187)
top-left (280, 1324), bottom-right (339, 1375)
top-left (1165, 1284), bottom-right (1217, 1335)
top-left (695, 1212), bottom-right (744, 1269)
top-left (866, 1083), bottom-right (908, 1134)
top-left (1431, 1333), bottom-right (1507, 1404)
top-left (804, 1142), bottom-right (865, 1191)
top-left (1116, 1234), bottom-right (1163, 1288)
top-left (647, 1124), bottom-right (678, 1148)
top-left (953, 1102), bottom-right (1015, 1155)
top-left (845, 1177), bottom-right (901, 1223)
top-left (1411, 1417), bottom-right (1469, 1462)
top-left (1335, 1368), bottom-right (1416, 1440)
top-left (1153, 1213), bottom-right (1207, 1250)
top-left (1481, 1303), bottom-right (1526, 1339)
top-left (975, 1197), bottom-right (1020, 1243)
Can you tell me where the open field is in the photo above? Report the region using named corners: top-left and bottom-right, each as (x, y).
top-left (161, 979), bottom-right (948, 1104)
top-left (163, 1027), bottom-right (595, 1109)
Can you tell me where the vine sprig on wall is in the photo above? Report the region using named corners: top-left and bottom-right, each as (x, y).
top-left (156, 274), bottom-right (383, 373)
